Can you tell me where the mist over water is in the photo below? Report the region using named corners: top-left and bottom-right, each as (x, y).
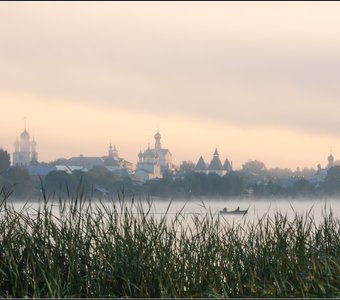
top-left (139, 198), bottom-right (340, 224)
top-left (9, 197), bottom-right (340, 225)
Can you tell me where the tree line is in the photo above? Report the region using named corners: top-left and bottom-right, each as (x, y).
top-left (1, 149), bottom-right (340, 199)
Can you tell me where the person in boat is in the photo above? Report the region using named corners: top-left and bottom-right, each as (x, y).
top-left (222, 207), bottom-right (228, 213)
top-left (235, 206), bottom-right (240, 212)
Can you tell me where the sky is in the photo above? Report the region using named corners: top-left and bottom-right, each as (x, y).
top-left (1, 1), bottom-right (340, 169)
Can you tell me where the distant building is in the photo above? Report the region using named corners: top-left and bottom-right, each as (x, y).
top-left (55, 165), bottom-right (74, 174)
top-left (152, 131), bottom-right (173, 172)
top-left (103, 144), bottom-right (134, 172)
top-left (103, 144), bottom-right (121, 168)
top-left (66, 144), bottom-right (134, 172)
top-left (67, 155), bottom-right (105, 170)
top-left (138, 131), bottom-right (173, 173)
top-left (310, 152), bottom-right (340, 183)
top-left (194, 148), bottom-right (232, 176)
top-left (28, 165), bottom-right (57, 177)
top-left (326, 153), bottom-right (334, 169)
top-left (223, 158), bottom-right (232, 172)
top-left (194, 156), bottom-right (207, 173)
top-left (134, 131), bottom-right (173, 182)
top-left (13, 126), bottom-right (38, 167)
top-left (134, 146), bottom-right (162, 182)
top-left (324, 152), bottom-right (340, 169)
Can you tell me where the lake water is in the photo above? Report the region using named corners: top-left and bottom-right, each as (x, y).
top-left (138, 197), bottom-right (340, 224)
top-left (7, 197), bottom-right (340, 225)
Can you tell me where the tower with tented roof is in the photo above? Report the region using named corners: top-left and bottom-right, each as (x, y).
top-left (194, 148), bottom-right (231, 176)
top-left (195, 156), bottom-right (207, 173)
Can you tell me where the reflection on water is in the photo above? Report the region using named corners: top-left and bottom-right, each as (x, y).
top-left (7, 197), bottom-right (340, 225)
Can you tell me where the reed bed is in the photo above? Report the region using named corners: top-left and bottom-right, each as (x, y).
top-left (0, 189), bottom-right (339, 297)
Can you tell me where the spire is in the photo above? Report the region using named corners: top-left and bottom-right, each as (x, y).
top-left (327, 150), bottom-right (334, 169)
top-left (223, 157), bottom-right (232, 172)
top-left (108, 143), bottom-right (114, 158)
top-left (209, 148), bottom-right (223, 171)
top-left (195, 156), bottom-right (207, 171)
top-left (20, 117), bottom-right (30, 140)
top-left (154, 131), bottom-right (161, 150)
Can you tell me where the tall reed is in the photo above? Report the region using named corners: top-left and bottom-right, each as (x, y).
top-left (0, 188), bottom-right (339, 297)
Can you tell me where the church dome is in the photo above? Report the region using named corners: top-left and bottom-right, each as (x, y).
top-left (154, 131), bottom-right (161, 139)
top-left (144, 148), bottom-right (156, 158)
top-left (20, 130), bottom-right (30, 140)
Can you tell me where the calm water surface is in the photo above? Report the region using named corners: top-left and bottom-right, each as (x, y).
top-left (8, 197), bottom-right (340, 224)
top-left (144, 197), bottom-right (340, 224)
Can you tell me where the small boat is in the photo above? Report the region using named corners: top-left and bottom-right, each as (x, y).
top-left (219, 206), bottom-right (248, 215)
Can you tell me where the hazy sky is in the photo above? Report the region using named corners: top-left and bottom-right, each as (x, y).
top-left (1, 1), bottom-right (340, 169)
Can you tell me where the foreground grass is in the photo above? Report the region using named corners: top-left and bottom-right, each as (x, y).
top-left (0, 190), bottom-right (339, 297)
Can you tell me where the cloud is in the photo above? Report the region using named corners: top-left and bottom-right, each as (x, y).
top-left (1, 3), bottom-right (340, 138)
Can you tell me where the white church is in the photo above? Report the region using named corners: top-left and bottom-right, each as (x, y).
top-left (134, 131), bottom-right (173, 182)
top-left (13, 126), bottom-right (38, 166)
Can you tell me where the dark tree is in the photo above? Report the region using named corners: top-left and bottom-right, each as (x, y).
top-left (242, 160), bottom-right (267, 173)
top-left (6, 166), bottom-right (34, 198)
top-left (49, 158), bottom-right (68, 165)
top-left (0, 149), bottom-right (10, 174)
top-left (290, 178), bottom-right (312, 197)
top-left (323, 166), bottom-right (340, 194)
top-left (179, 161), bottom-right (195, 173)
top-left (45, 170), bottom-right (78, 196)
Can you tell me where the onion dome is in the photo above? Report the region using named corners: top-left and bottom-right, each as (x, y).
top-left (144, 148), bottom-right (156, 158)
top-left (20, 130), bottom-right (30, 140)
top-left (328, 153), bottom-right (334, 162)
top-left (154, 131), bottom-right (161, 139)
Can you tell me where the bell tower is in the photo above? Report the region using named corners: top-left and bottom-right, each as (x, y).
top-left (154, 131), bottom-right (161, 151)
